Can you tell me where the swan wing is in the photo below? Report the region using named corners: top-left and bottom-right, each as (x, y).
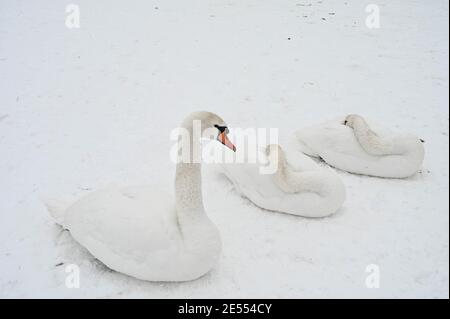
top-left (64, 187), bottom-right (182, 269)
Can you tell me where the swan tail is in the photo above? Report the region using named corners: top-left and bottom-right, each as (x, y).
top-left (42, 197), bottom-right (69, 226)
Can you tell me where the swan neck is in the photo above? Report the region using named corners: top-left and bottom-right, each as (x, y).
top-left (174, 122), bottom-right (204, 214)
top-left (270, 148), bottom-right (328, 194)
top-left (277, 164), bottom-right (326, 194)
top-left (175, 163), bottom-right (203, 212)
top-left (352, 117), bottom-right (398, 155)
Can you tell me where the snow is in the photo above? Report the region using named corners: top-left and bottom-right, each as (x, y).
top-left (0, 0), bottom-right (448, 298)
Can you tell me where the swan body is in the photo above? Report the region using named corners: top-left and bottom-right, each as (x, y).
top-left (46, 111), bottom-right (234, 282)
top-left (56, 187), bottom-right (220, 281)
top-left (210, 138), bottom-right (346, 218)
top-left (294, 114), bottom-right (425, 178)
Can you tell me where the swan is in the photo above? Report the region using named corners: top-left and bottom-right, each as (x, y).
top-left (294, 114), bottom-right (425, 178)
top-left (45, 111), bottom-right (236, 282)
top-left (208, 137), bottom-right (346, 218)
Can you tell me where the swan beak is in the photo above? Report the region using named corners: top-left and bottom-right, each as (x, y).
top-left (218, 132), bottom-right (236, 152)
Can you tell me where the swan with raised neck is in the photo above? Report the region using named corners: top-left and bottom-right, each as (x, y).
top-left (45, 111), bottom-right (236, 282)
top-left (174, 111), bottom-right (235, 242)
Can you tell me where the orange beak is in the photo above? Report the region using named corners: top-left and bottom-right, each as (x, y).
top-left (217, 132), bottom-right (236, 152)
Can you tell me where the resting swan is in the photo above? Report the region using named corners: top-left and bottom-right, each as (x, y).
top-left (45, 111), bottom-right (236, 282)
top-left (210, 140), bottom-right (346, 218)
top-left (294, 114), bottom-right (425, 178)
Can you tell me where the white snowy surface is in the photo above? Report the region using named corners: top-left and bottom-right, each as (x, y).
top-left (0, 0), bottom-right (448, 298)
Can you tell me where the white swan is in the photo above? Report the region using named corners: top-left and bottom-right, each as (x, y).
top-left (294, 114), bottom-right (425, 178)
top-left (209, 139), bottom-right (346, 218)
top-left (45, 111), bottom-right (236, 282)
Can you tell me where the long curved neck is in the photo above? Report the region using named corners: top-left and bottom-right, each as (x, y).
top-left (174, 121), bottom-right (204, 219)
top-left (173, 114), bottom-right (222, 255)
top-left (351, 117), bottom-right (399, 156)
top-left (268, 146), bottom-right (329, 195)
top-left (175, 163), bottom-right (204, 213)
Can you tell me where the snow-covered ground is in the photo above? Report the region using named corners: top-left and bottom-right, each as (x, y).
top-left (0, 0), bottom-right (448, 298)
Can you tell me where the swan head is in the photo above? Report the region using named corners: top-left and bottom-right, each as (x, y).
top-left (182, 111), bottom-right (236, 152)
top-left (265, 144), bottom-right (282, 156)
top-left (343, 114), bottom-right (364, 128)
